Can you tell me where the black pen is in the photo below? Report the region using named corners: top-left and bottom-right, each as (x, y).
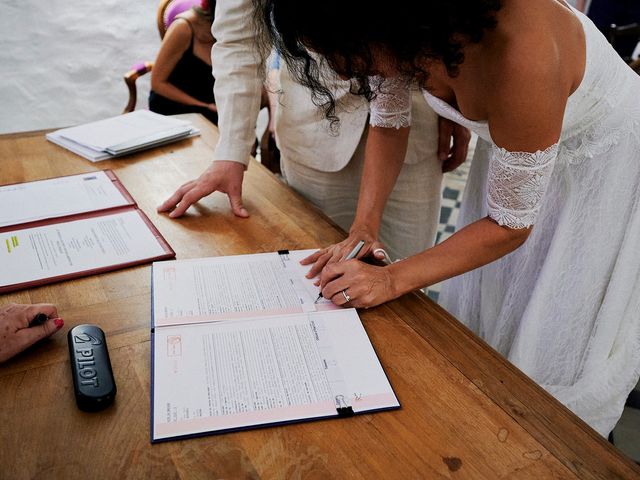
top-left (29, 313), bottom-right (48, 327)
top-left (314, 240), bottom-right (366, 303)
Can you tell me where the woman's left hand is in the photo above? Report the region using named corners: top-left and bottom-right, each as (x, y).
top-left (319, 260), bottom-right (396, 309)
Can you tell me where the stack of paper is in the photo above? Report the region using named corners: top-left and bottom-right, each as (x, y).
top-left (46, 110), bottom-right (200, 162)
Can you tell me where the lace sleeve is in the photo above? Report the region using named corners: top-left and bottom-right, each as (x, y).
top-left (368, 76), bottom-right (412, 129)
top-left (487, 143), bottom-right (559, 229)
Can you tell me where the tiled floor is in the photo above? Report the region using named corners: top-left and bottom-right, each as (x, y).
top-left (426, 137), bottom-right (474, 303)
top-left (430, 135), bottom-right (639, 463)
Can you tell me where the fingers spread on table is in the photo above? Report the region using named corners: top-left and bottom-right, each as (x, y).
top-left (227, 188), bottom-right (249, 218)
top-left (170, 187), bottom-right (205, 218)
top-left (157, 180), bottom-right (195, 212)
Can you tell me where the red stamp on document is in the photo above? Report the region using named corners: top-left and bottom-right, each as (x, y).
top-left (162, 266), bottom-right (177, 282)
top-left (167, 335), bottom-right (182, 357)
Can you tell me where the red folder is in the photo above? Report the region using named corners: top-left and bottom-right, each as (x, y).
top-left (0, 170), bottom-right (175, 293)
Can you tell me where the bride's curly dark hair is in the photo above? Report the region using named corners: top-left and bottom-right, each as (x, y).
top-left (254, 0), bottom-right (502, 127)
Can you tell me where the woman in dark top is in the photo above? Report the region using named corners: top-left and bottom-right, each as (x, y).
top-left (149, 1), bottom-right (218, 124)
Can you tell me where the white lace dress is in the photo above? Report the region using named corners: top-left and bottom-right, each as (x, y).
top-left (370, 10), bottom-right (640, 436)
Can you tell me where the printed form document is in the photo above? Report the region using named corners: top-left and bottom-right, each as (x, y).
top-left (151, 250), bottom-right (399, 442)
top-left (0, 170), bottom-right (174, 293)
top-left (0, 170), bottom-right (132, 227)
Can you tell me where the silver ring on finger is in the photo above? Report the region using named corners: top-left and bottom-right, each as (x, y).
top-left (342, 290), bottom-right (351, 303)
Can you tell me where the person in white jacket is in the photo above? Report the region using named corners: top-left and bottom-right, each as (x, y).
top-left (158, 0), bottom-right (470, 265)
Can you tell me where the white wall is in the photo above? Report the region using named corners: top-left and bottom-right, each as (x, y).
top-left (0, 1), bottom-right (159, 134)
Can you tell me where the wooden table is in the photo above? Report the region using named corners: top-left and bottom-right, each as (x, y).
top-left (1, 114), bottom-right (638, 479)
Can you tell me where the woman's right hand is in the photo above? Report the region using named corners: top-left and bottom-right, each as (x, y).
top-left (157, 160), bottom-right (249, 218)
top-left (0, 303), bottom-right (63, 363)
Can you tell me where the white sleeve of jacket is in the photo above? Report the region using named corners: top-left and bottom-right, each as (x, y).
top-left (211, 0), bottom-right (263, 165)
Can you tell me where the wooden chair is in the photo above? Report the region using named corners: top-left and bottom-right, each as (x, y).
top-left (123, 61), bottom-right (155, 114)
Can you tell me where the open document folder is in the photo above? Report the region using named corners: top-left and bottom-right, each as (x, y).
top-left (46, 110), bottom-right (200, 162)
top-left (0, 170), bottom-right (174, 293)
top-left (150, 250), bottom-right (399, 443)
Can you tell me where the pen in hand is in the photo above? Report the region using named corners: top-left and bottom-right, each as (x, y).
top-left (29, 313), bottom-right (49, 327)
top-left (314, 240), bottom-right (366, 303)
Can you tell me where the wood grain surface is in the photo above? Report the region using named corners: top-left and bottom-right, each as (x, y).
top-left (0, 115), bottom-right (638, 479)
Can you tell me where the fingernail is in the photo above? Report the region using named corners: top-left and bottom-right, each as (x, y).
top-left (54, 318), bottom-right (64, 329)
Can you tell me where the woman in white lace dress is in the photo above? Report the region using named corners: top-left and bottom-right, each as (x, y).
top-left (257, 0), bottom-right (640, 435)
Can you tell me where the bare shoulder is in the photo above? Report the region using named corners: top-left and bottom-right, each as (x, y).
top-left (157, 18), bottom-right (194, 61)
top-left (482, 26), bottom-right (568, 150)
top-left (180, 9), bottom-right (213, 42)
top-left (165, 16), bottom-right (194, 43)
top-left (490, 30), bottom-right (565, 105)
top-left (477, 0), bottom-right (586, 150)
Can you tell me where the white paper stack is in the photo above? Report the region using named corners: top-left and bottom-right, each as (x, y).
top-left (46, 110), bottom-right (200, 162)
